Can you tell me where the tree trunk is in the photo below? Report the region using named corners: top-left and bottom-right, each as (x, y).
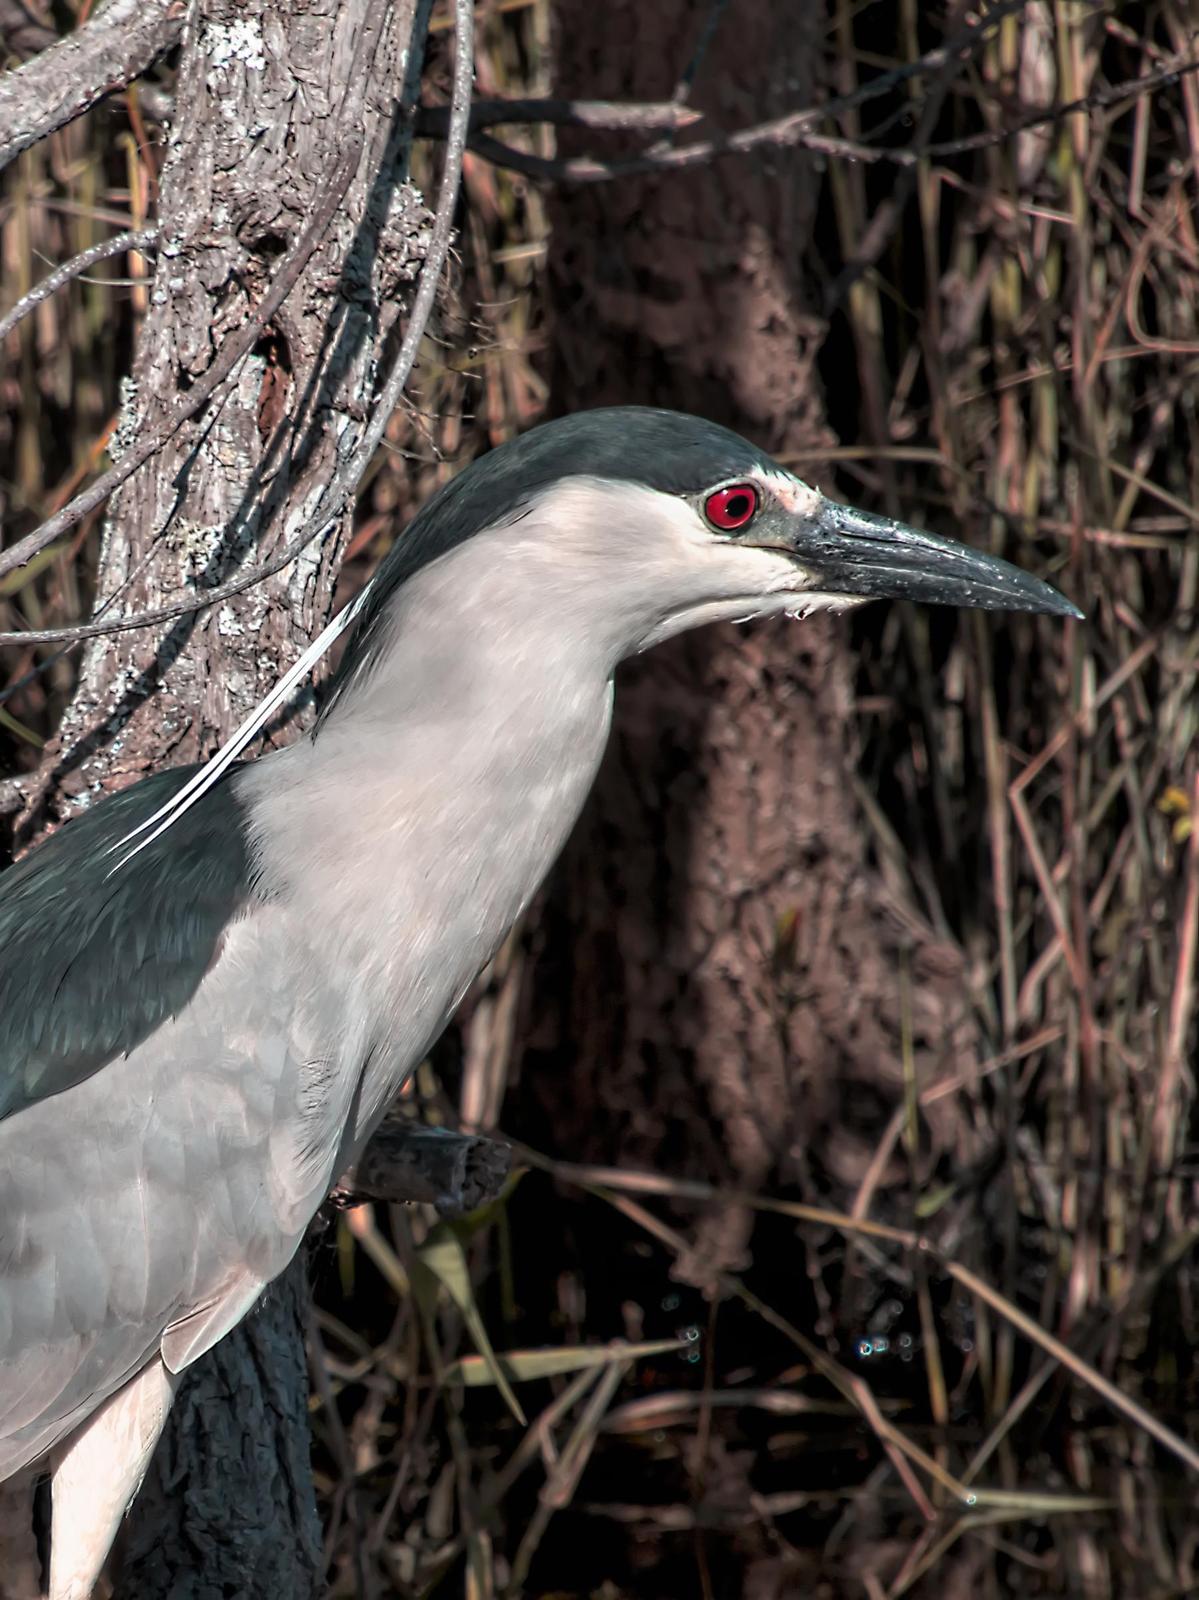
top-left (515, 0), bottom-right (978, 1279)
top-left (12, 3), bottom-right (429, 1593)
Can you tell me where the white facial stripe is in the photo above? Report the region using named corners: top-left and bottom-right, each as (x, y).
top-left (756, 467), bottom-right (822, 519)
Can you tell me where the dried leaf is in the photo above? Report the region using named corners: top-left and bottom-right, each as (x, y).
top-left (442, 1336), bottom-right (686, 1388)
top-left (416, 1222), bottom-right (527, 1424)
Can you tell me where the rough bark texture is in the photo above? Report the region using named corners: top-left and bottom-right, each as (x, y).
top-left (512, 0), bottom-right (979, 1279)
top-left (19, 0), bottom-right (429, 831)
top-left (118, 1255), bottom-right (319, 1598)
top-left (9, 2), bottom-right (429, 1593)
top-left (0, 1481), bottom-right (39, 1600)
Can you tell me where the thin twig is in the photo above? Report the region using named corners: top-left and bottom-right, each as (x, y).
top-left (413, 0), bottom-right (1033, 186)
top-left (823, 25), bottom-right (963, 314)
top-left (522, 1148), bottom-right (1199, 1481)
top-left (0, 0), bottom-right (475, 647)
top-left (466, 126), bottom-right (880, 182)
top-left (0, 229), bottom-right (159, 346)
top-left (849, 1376), bottom-right (937, 1521)
top-left (940, 1255), bottom-right (1199, 1476)
top-left (414, 96), bottom-right (699, 135)
top-left (669, 0), bottom-right (733, 107)
top-left (469, 53), bottom-right (1199, 186)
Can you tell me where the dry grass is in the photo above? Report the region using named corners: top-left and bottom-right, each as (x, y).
top-left (3, 2), bottom-right (1198, 1597)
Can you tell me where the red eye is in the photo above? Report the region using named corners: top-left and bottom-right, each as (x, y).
top-left (704, 483), bottom-right (759, 530)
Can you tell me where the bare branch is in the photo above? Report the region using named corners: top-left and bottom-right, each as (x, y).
top-left (464, 25), bottom-right (1199, 187)
top-left (415, 96), bottom-right (700, 136)
top-left (470, 56), bottom-right (1199, 183)
top-left (0, 0), bottom-right (476, 648)
top-left (465, 125), bottom-right (872, 183)
top-left (0, 0), bottom-right (185, 176)
top-left (0, 2), bottom-right (392, 588)
top-left (332, 1122), bottom-right (512, 1217)
top-left (457, 0), bottom-right (1028, 182)
top-left (921, 57), bottom-right (1199, 158)
top-left (421, 0), bottom-right (1028, 170)
top-left (0, 228), bottom-right (159, 346)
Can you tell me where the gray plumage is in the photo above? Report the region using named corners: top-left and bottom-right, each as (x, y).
top-left (0, 768), bottom-right (249, 1120)
top-left (0, 408), bottom-right (1079, 1596)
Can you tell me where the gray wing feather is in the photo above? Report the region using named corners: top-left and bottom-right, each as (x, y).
top-left (0, 766), bottom-right (250, 1119)
top-left (0, 908), bottom-right (357, 1477)
top-left (0, 775), bottom-right (357, 1477)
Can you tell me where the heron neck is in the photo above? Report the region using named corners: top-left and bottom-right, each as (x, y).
top-left (239, 536), bottom-right (615, 1140)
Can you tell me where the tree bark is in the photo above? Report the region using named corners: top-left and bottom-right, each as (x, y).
top-left (117, 1254), bottom-right (321, 1598)
top-left (513, 0), bottom-right (979, 1281)
top-left (11, 2), bottom-right (430, 1593)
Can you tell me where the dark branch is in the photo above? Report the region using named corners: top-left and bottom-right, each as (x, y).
top-left (0, 229), bottom-right (159, 346)
top-left (822, 23), bottom-right (966, 316)
top-left (921, 57), bottom-right (1199, 159)
top-left (332, 1122), bottom-right (512, 1218)
top-left (0, 0), bottom-right (184, 176)
top-left (465, 126), bottom-right (869, 184)
top-left (669, 0), bottom-right (733, 109)
top-left (464, 32), bottom-right (1198, 187)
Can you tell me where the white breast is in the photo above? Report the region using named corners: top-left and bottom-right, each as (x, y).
top-left (239, 534), bottom-right (617, 1154)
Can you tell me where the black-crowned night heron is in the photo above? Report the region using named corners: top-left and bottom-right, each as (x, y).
top-left (0, 407), bottom-right (1080, 1597)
